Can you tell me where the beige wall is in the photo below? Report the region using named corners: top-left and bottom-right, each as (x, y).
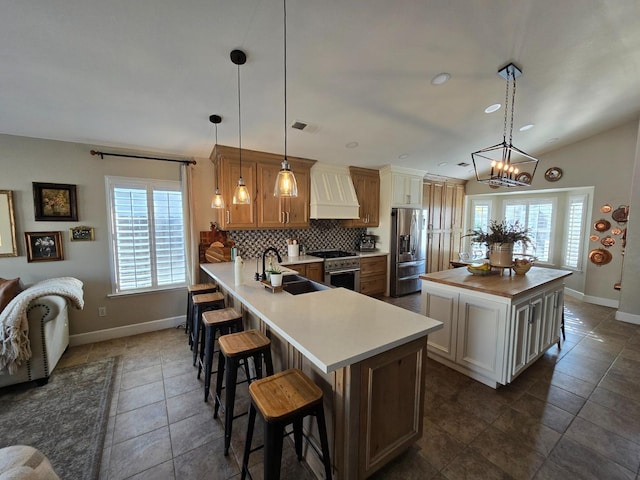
top-left (0, 134), bottom-right (215, 336)
top-left (466, 119), bottom-right (640, 305)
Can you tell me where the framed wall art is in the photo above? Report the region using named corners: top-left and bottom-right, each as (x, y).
top-left (0, 190), bottom-right (18, 257)
top-left (25, 231), bottom-right (64, 262)
top-left (33, 182), bottom-right (78, 221)
top-left (70, 226), bottom-right (95, 241)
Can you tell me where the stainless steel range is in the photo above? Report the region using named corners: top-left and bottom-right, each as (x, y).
top-left (307, 250), bottom-right (360, 292)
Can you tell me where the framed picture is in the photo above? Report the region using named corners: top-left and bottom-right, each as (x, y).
top-left (70, 226), bottom-right (95, 241)
top-left (0, 190), bottom-right (18, 257)
top-left (25, 231), bottom-right (64, 262)
top-left (33, 182), bottom-right (78, 221)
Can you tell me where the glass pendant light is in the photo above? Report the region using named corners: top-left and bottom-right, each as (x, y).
top-left (274, 0), bottom-right (298, 198)
top-left (209, 114), bottom-right (225, 209)
top-left (231, 49), bottom-right (251, 205)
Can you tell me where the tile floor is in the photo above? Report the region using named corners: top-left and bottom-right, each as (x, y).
top-left (56, 294), bottom-right (640, 480)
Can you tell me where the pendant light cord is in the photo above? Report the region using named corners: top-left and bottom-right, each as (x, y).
top-left (283, 0), bottom-right (288, 161)
top-left (237, 61), bottom-right (243, 176)
top-left (215, 122), bottom-right (220, 190)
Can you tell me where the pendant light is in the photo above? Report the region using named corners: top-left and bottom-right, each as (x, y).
top-left (209, 114), bottom-right (225, 209)
top-left (274, 0), bottom-right (298, 198)
top-left (231, 49), bottom-right (251, 205)
top-left (471, 63), bottom-right (539, 188)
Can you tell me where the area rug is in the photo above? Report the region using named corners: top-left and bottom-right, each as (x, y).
top-left (0, 356), bottom-right (117, 480)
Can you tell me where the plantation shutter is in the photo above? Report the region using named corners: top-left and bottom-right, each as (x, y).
top-left (563, 195), bottom-right (586, 269)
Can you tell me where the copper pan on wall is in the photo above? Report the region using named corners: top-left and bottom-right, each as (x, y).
top-left (612, 205), bottom-right (629, 223)
top-left (589, 248), bottom-right (612, 265)
top-left (594, 219), bottom-right (611, 232)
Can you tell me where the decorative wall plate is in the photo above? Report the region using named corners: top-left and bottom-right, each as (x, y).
top-left (589, 234), bottom-right (600, 242)
top-left (594, 219), bottom-right (611, 232)
top-left (589, 248), bottom-right (612, 265)
top-left (516, 172), bottom-right (532, 184)
top-left (611, 227), bottom-right (623, 236)
top-left (612, 205), bottom-right (629, 223)
top-left (601, 236), bottom-right (615, 247)
top-left (600, 204), bottom-right (612, 213)
top-left (544, 167), bottom-right (563, 182)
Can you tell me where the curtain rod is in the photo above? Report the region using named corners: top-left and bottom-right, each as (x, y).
top-left (90, 150), bottom-right (197, 165)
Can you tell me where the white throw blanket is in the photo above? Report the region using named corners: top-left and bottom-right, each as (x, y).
top-left (0, 277), bottom-right (84, 375)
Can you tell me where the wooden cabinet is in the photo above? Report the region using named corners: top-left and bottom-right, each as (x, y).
top-left (423, 180), bottom-right (465, 273)
top-left (212, 145), bottom-right (315, 230)
top-left (283, 261), bottom-right (324, 282)
top-left (342, 167), bottom-right (380, 227)
top-left (359, 255), bottom-right (387, 296)
top-left (422, 278), bottom-right (564, 388)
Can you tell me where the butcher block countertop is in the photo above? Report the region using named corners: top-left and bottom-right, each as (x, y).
top-left (420, 266), bottom-right (572, 298)
top-left (201, 262), bottom-right (442, 373)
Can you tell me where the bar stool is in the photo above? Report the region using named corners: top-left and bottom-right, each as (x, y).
top-left (241, 368), bottom-right (332, 480)
top-left (198, 308), bottom-right (245, 402)
top-left (186, 283), bottom-right (217, 343)
top-left (191, 291), bottom-right (225, 366)
top-left (214, 329), bottom-right (274, 456)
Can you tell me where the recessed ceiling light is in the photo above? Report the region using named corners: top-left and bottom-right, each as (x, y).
top-left (431, 73), bottom-right (451, 85)
top-left (345, 141), bottom-right (359, 149)
top-left (398, 153), bottom-right (409, 159)
top-left (438, 162), bottom-right (448, 167)
top-left (484, 103), bottom-right (501, 113)
top-left (519, 124), bottom-right (535, 131)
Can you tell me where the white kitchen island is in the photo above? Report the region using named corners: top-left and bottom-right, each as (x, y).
top-left (420, 266), bottom-right (572, 388)
top-left (200, 262), bottom-right (442, 479)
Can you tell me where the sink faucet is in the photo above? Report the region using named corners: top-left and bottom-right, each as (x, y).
top-left (261, 247), bottom-right (283, 281)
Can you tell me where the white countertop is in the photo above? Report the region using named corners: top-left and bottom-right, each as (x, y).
top-left (200, 262), bottom-right (442, 374)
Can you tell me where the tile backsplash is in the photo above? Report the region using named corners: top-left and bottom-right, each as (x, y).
top-left (226, 220), bottom-right (367, 259)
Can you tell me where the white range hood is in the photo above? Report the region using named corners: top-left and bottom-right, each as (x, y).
top-left (310, 163), bottom-right (360, 219)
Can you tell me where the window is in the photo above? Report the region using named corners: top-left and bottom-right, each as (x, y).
top-left (563, 194), bottom-right (587, 269)
top-left (468, 199), bottom-right (492, 257)
top-left (504, 199), bottom-right (555, 261)
top-left (106, 176), bottom-right (186, 294)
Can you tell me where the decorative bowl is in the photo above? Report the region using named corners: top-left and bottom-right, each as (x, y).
top-left (512, 255), bottom-right (535, 275)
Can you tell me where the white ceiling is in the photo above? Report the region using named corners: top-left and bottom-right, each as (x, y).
top-left (2, 0), bottom-right (640, 179)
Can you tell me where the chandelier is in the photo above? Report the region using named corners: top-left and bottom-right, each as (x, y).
top-left (471, 63), bottom-right (539, 188)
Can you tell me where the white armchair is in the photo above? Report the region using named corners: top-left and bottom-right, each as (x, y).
top-left (0, 295), bottom-right (70, 388)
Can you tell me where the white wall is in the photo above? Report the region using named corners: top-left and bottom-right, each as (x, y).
top-left (466, 119), bottom-right (640, 305)
top-left (0, 134), bottom-right (214, 336)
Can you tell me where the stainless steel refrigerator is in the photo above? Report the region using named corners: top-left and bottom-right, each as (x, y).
top-left (390, 208), bottom-right (426, 297)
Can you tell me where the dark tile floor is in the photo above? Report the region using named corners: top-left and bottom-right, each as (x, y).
top-left (58, 294), bottom-right (640, 479)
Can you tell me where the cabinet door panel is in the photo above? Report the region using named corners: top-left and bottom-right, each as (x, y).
top-left (286, 168), bottom-right (310, 227)
top-left (257, 162), bottom-right (283, 228)
top-left (422, 288), bottom-right (458, 361)
top-left (222, 159), bottom-right (256, 228)
top-left (511, 302), bottom-right (530, 378)
top-left (456, 295), bottom-right (507, 381)
top-left (526, 296), bottom-right (543, 363)
top-left (306, 262), bottom-right (324, 282)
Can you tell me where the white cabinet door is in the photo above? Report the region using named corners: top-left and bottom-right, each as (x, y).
top-left (526, 295), bottom-right (544, 364)
top-left (422, 287), bottom-right (458, 361)
top-left (510, 293), bottom-right (543, 380)
top-left (456, 294), bottom-right (508, 383)
top-left (392, 173), bottom-right (423, 208)
top-left (541, 288), bottom-right (562, 351)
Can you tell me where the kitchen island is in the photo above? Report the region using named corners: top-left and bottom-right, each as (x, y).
top-left (200, 262), bottom-right (442, 479)
top-left (420, 266), bottom-right (572, 388)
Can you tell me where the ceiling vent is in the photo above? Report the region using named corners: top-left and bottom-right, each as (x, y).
top-left (291, 121), bottom-right (307, 130)
top-left (290, 120), bottom-right (318, 133)
top-left (457, 162), bottom-right (470, 167)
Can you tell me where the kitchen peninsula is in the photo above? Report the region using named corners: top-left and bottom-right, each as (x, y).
top-left (200, 262), bottom-right (442, 479)
top-left (420, 266), bottom-right (572, 388)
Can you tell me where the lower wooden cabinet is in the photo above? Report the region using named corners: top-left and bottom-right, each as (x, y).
top-left (360, 255), bottom-right (387, 296)
top-left (284, 261), bottom-right (324, 282)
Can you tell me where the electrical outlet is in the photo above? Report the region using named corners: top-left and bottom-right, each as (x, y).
top-left (98, 306), bottom-right (107, 317)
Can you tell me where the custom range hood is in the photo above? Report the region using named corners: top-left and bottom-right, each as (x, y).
top-left (310, 163), bottom-right (360, 219)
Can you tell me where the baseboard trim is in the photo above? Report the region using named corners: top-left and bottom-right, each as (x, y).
top-left (70, 315), bottom-right (185, 346)
top-left (564, 288), bottom-right (619, 308)
top-left (615, 311), bottom-right (640, 325)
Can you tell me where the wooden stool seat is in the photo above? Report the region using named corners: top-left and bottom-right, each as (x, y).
top-left (214, 329), bottom-right (273, 456)
top-left (185, 283), bottom-right (217, 341)
top-left (191, 291), bottom-right (225, 366)
top-left (242, 368), bottom-right (332, 480)
top-left (199, 308), bottom-right (244, 402)
top-left (219, 329), bottom-right (271, 358)
top-left (249, 369), bottom-right (322, 422)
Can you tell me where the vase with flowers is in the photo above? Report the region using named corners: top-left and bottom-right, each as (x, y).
top-left (465, 220), bottom-right (531, 267)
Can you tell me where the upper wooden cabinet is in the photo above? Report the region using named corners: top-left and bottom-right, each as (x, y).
top-left (342, 167), bottom-right (380, 227)
top-left (212, 145), bottom-right (315, 230)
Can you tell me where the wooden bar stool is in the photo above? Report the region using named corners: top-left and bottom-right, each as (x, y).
top-left (191, 291), bottom-right (225, 366)
top-left (198, 308), bottom-right (245, 402)
top-left (241, 368), bottom-right (332, 480)
top-left (214, 329), bottom-right (273, 456)
top-left (186, 283), bottom-right (217, 344)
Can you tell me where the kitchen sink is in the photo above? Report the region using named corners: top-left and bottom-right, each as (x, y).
top-left (282, 276), bottom-right (331, 295)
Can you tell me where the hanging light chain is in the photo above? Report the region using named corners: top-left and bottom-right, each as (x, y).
top-left (237, 61), bottom-right (242, 175)
top-left (284, 0), bottom-right (288, 161)
top-left (509, 71), bottom-right (516, 146)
